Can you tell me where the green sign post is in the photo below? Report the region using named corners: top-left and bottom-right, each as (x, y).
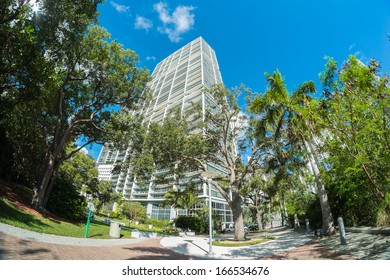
top-left (84, 210), bottom-right (94, 238)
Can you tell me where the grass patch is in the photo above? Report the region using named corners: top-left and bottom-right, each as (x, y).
top-left (94, 214), bottom-right (179, 236)
top-left (0, 197), bottom-right (132, 239)
top-left (212, 236), bottom-right (275, 247)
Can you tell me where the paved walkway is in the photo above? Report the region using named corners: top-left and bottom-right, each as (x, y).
top-left (161, 229), bottom-right (313, 259)
top-left (319, 231), bottom-right (390, 260)
top-left (0, 223), bottom-right (192, 260)
top-left (1, 222), bottom-right (389, 260)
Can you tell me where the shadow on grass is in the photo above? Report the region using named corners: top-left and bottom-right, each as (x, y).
top-left (89, 233), bottom-right (103, 238)
top-left (0, 198), bottom-right (51, 229)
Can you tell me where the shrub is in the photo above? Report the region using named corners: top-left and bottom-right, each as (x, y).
top-left (174, 216), bottom-right (206, 233)
top-left (46, 177), bottom-right (87, 221)
top-left (146, 218), bottom-right (170, 228)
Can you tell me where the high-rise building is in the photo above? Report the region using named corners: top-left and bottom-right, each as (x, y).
top-left (97, 37), bottom-right (233, 224)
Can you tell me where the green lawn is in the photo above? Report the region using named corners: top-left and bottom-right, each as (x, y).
top-left (94, 214), bottom-right (177, 235)
top-left (0, 196), bottom-right (177, 238)
top-left (0, 197), bottom-right (132, 239)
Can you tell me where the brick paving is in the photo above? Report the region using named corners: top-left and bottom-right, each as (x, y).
top-left (0, 232), bottom-right (192, 260)
top-left (259, 240), bottom-right (354, 260)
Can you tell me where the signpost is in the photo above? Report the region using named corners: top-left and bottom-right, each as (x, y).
top-left (84, 203), bottom-right (95, 238)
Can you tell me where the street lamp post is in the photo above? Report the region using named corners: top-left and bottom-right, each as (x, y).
top-left (207, 177), bottom-right (213, 255)
top-left (201, 171), bottom-right (218, 256)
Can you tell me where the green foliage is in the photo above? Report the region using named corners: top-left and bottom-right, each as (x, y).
top-left (146, 218), bottom-right (170, 228)
top-left (174, 216), bottom-right (206, 233)
top-left (46, 177), bottom-right (87, 221)
top-left (90, 180), bottom-right (117, 212)
top-left (120, 201), bottom-right (147, 224)
top-left (0, 1), bottom-right (150, 210)
top-left (163, 183), bottom-right (200, 211)
top-left (0, 197), bottom-right (132, 239)
top-left (0, 0), bottom-right (103, 186)
top-left (319, 56), bottom-right (390, 226)
top-left (248, 69), bottom-right (336, 234)
top-left (46, 149), bottom-right (96, 221)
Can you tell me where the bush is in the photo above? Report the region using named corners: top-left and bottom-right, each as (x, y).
top-left (146, 218), bottom-right (170, 228)
top-left (174, 216), bottom-right (206, 233)
top-left (46, 177), bottom-right (87, 221)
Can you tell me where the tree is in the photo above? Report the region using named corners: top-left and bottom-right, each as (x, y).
top-left (249, 70), bottom-right (335, 235)
top-left (90, 180), bottom-right (117, 213)
top-left (120, 201), bottom-right (147, 225)
top-left (0, 1), bottom-right (150, 211)
top-left (46, 147), bottom-right (97, 221)
top-left (318, 56), bottom-right (390, 226)
top-left (241, 172), bottom-right (270, 230)
top-left (163, 182), bottom-right (200, 216)
top-left (29, 24), bottom-right (149, 210)
top-left (131, 85), bottom-right (273, 241)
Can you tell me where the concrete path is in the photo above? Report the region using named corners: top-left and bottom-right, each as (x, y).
top-left (160, 228), bottom-right (313, 259)
top-left (1, 222), bottom-right (389, 260)
top-left (320, 231), bottom-right (390, 260)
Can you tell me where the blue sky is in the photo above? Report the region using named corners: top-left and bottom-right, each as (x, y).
top-left (86, 0), bottom-right (390, 159)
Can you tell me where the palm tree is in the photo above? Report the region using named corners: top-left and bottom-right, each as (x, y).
top-left (250, 70), bottom-right (335, 235)
top-left (163, 182), bottom-right (200, 216)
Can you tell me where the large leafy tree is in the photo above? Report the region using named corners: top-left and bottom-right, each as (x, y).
top-left (1, 1), bottom-right (150, 211)
top-left (319, 56), bottom-right (390, 226)
top-left (120, 201), bottom-right (147, 225)
top-left (131, 85), bottom-right (271, 241)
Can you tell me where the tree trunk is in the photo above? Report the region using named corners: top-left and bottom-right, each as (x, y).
top-left (256, 208), bottom-right (262, 230)
top-left (231, 187), bottom-right (245, 240)
top-left (42, 166), bottom-right (60, 207)
top-left (281, 192), bottom-right (289, 227)
top-left (31, 153), bottom-right (56, 210)
top-left (303, 137), bottom-right (335, 235)
top-left (255, 192), bottom-right (263, 230)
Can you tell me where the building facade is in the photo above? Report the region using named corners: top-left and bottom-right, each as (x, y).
top-left (97, 37), bottom-right (233, 224)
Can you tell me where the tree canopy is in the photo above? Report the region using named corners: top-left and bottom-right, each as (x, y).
top-left (0, 1), bottom-right (150, 211)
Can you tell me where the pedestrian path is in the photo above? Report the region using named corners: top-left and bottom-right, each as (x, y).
top-left (1, 221), bottom-right (389, 260)
top-left (160, 228), bottom-right (312, 259)
top-left (320, 231), bottom-right (390, 260)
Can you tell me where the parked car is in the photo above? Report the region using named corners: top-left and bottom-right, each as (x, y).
top-left (223, 224), bottom-right (248, 233)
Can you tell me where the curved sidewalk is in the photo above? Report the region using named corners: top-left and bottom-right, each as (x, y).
top-left (0, 222), bottom-right (192, 260)
top-left (160, 229), bottom-right (312, 259)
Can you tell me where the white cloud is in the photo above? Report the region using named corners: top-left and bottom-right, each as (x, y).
top-left (153, 2), bottom-right (195, 43)
top-left (110, 1), bottom-right (131, 14)
top-left (135, 16), bottom-right (153, 30)
top-left (348, 44), bottom-right (356, 51)
top-left (146, 56), bottom-right (157, 61)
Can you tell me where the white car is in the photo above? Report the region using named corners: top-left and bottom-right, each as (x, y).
top-left (224, 225), bottom-right (248, 233)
